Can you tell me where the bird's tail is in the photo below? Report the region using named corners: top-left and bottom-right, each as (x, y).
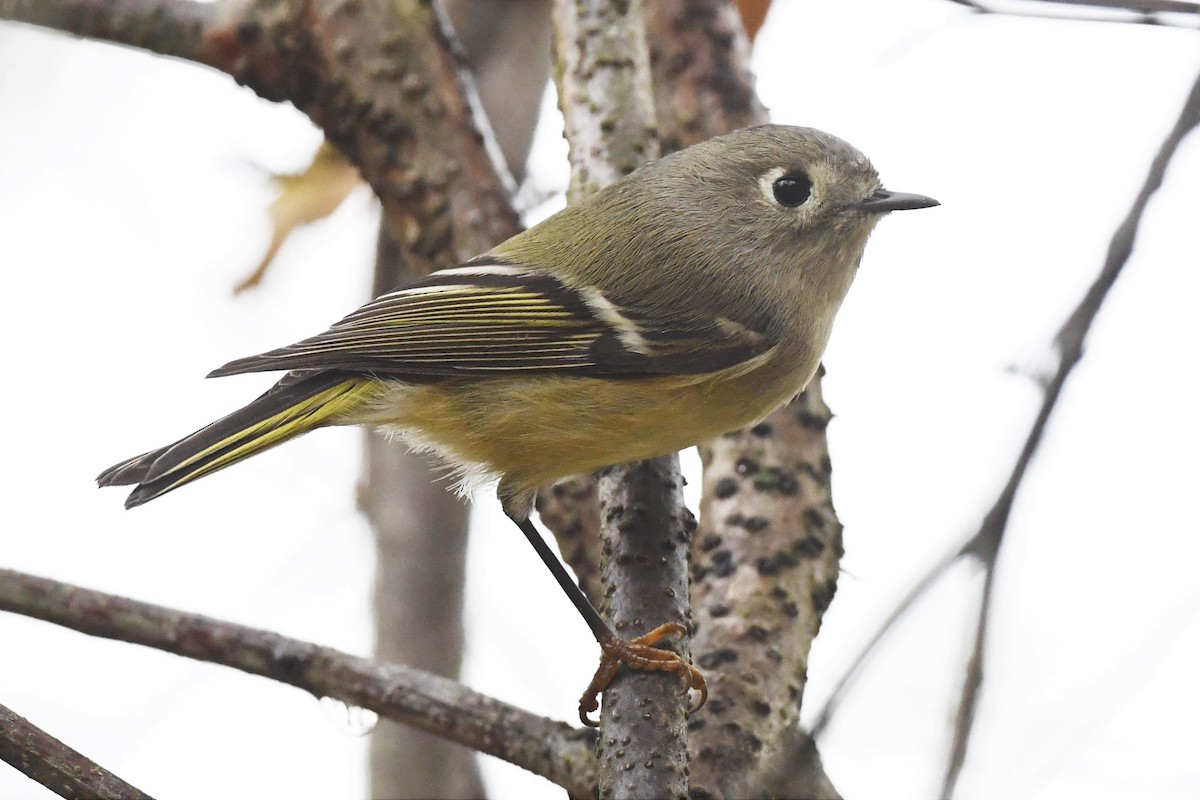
top-left (98, 371), bottom-right (378, 508)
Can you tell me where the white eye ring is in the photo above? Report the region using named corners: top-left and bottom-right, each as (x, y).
top-left (758, 167), bottom-right (788, 204)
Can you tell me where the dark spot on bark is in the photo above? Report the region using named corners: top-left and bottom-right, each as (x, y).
top-left (706, 697), bottom-right (730, 715)
top-left (236, 21), bottom-right (261, 44)
top-left (795, 408), bottom-right (830, 430)
top-left (794, 535), bottom-right (825, 558)
top-left (743, 516), bottom-right (769, 533)
top-left (812, 580), bottom-right (838, 613)
top-left (697, 648), bottom-right (739, 669)
top-left (804, 507), bottom-right (829, 533)
top-left (272, 646), bottom-right (306, 680)
top-left (708, 603), bottom-right (731, 618)
top-left (713, 477), bottom-right (738, 499)
top-left (711, 549), bottom-right (734, 578)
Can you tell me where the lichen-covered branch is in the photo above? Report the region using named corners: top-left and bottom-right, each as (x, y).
top-left (690, 382), bottom-right (844, 798)
top-left (0, 569), bottom-right (598, 796)
top-left (552, 0), bottom-right (659, 199)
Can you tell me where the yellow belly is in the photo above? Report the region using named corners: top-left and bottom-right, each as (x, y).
top-left (350, 348), bottom-right (810, 496)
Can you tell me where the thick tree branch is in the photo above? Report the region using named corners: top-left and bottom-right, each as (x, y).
top-left (0, 702), bottom-right (153, 800)
top-left (0, 569), bottom-right (598, 797)
top-left (644, 0), bottom-right (767, 154)
top-left (691, 381), bottom-right (845, 799)
top-left (0, 0), bottom-right (519, 270)
top-left (0, 0), bottom-right (213, 60)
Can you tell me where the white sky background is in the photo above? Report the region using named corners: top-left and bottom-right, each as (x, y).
top-left (0, 1), bottom-right (1198, 798)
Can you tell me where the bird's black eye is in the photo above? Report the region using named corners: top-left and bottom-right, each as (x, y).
top-left (772, 171), bottom-right (812, 208)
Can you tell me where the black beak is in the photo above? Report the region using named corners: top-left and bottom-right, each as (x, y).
top-left (858, 189), bottom-right (939, 213)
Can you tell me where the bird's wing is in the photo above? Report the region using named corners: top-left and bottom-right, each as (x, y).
top-left (209, 260), bottom-right (773, 379)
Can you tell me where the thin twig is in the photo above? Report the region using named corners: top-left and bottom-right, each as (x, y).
top-left (806, 60), bottom-right (1200, 798)
top-left (0, 569), bottom-right (598, 796)
top-left (808, 543), bottom-right (964, 738)
top-left (947, 0), bottom-right (1200, 25)
top-left (0, 702), bottom-right (154, 800)
top-left (940, 59), bottom-right (1200, 799)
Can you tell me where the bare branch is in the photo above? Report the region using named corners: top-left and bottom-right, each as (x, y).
top-left (0, 0), bottom-right (213, 60)
top-left (940, 58), bottom-right (1200, 798)
top-left (1041, 0), bottom-right (1198, 12)
top-left (0, 0), bottom-right (520, 271)
top-left (806, 58), bottom-right (1200, 797)
top-left (594, 460), bottom-right (695, 798)
top-left (946, 0), bottom-right (1200, 25)
top-left (0, 569), bottom-right (598, 796)
top-left (808, 544), bottom-right (963, 738)
top-left (0, 702), bottom-right (153, 800)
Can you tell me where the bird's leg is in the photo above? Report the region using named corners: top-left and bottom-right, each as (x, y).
top-left (511, 515), bottom-right (707, 727)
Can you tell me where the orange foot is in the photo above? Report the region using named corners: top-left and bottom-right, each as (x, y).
top-left (578, 622), bottom-right (708, 727)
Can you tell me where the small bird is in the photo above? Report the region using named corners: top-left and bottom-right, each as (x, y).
top-left (98, 124), bottom-right (937, 725)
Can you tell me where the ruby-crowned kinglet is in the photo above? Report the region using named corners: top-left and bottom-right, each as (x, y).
top-left (99, 124), bottom-right (937, 722)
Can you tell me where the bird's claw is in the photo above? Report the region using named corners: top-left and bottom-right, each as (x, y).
top-left (578, 622), bottom-right (708, 727)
